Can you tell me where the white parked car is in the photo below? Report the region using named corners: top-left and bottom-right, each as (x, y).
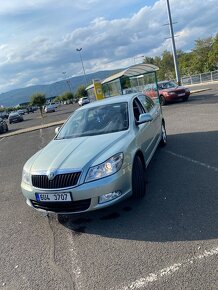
top-left (44, 104), bottom-right (56, 113)
top-left (78, 97), bottom-right (90, 106)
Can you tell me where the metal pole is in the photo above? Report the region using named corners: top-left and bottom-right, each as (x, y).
top-left (62, 72), bottom-right (72, 92)
top-left (62, 72), bottom-right (69, 91)
top-left (76, 48), bottom-right (88, 85)
top-left (166, 0), bottom-right (181, 85)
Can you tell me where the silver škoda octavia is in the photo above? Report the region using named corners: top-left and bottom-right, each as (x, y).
top-left (21, 93), bottom-right (167, 214)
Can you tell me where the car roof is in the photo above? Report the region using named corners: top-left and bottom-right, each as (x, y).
top-left (10, 112), bottom-right (19, 115)
top-left (158, 80), bottom-right (173, 84)
top-left (78, 93), bottom-right (139, 110)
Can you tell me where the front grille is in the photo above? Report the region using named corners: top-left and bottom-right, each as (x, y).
top-left (175, 89), bottom-right (185, 95)
top-left (31, 199), bottom-right (91, 213)
top-left (32, 172), bottom-right (81, 189)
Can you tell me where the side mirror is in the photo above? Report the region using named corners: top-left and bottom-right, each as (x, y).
top-left (55, 127), bottom-right (60, 135)
top-left (136, 113), bottom-right (153, 125)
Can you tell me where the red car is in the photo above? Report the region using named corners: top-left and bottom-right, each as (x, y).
top-left (144, 81), bottom-right (190, 105)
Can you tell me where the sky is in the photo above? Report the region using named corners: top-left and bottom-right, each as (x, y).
top-left (0, 0), bottom-right (217, 93)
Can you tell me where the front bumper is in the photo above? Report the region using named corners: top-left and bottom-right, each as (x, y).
top-left (21, 165), bottom-right (132, 214)
top-left (165, 91), bottom-right (190, 101)
top-left (10, 118), bottom-right (23, 123)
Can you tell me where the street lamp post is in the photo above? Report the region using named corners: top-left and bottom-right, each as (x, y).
top-left (166, 0), bottom-right (181, 85)
top-left (76, 48), bottom-right (88, 85)
top-left (62, 72), bottom-right (72, 92)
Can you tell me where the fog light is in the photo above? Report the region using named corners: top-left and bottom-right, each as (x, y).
top-left (99, 191), bottom-right (122, 204)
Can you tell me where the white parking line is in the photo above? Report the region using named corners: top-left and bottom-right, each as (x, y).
top-left (115, 247), bottom-right (218, 290)
top-left (0, 137), bottom-right (5, 142)
top-left (166, 150), bottom-right (218, 172)
top-left (68, 232), bottom-right (83, 289)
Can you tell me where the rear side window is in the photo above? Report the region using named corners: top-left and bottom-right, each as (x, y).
top-left (138, 95), bottom-right (155, 112)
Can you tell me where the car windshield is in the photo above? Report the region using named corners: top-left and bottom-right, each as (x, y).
top-left (158, 81), bottom-right (177, 89)
top-left (56, 102), bottom-right (129, 139)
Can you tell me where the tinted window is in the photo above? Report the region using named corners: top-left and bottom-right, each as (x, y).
top-left (158, 81), bottom-right (177, 89)
top-left (133, 98), bottom-right (144, 121)
top-left (138, 95), bottom-right (155, 112)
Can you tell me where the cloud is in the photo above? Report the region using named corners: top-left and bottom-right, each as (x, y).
top-left (0, 0), bottom-right (217, 94)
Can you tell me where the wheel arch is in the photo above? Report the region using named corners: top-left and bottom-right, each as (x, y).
top-left (133, 149), bottom-right (146, 170)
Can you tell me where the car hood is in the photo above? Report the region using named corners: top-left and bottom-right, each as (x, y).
top-left (29, 131), bottom-right (129, 173)
top-left (161, 85), bottom-right (186, 92)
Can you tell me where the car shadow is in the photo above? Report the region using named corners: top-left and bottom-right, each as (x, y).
top-left (58, 130), bottom-right (218, 243)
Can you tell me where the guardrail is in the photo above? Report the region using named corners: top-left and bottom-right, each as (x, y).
top-left (181, 70), bottom-right (218, 85)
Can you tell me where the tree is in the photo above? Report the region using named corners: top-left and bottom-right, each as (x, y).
top-left (191, 37), bottom-right (213, 73)
top-left (120, 76), bottom-right (130, 89)
top-left (76, 85), bottom-right (88, 99)
top-left (30, 92), bottom-right (46, 116)
top-left (208, 33), bottom-right (218, 70)
top-left (61, 91), bottom-right (74, 103)
top-left (178, 51), bottom-right (195, 76)
top-left (143, 52), bottom-right (175, 81)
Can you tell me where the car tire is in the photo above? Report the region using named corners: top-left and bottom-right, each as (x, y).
top-left (159, 95), bottom-right (166, 106)
top-left (132, 155), bottom-right (146, 199)
top-left (182, 96), bottom-right (189, 102)
top-left (4, 124), bottom-right (8, 132)
top-left (160, 122), bottom-right (167, 147)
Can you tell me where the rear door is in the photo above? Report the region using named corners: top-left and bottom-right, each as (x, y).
top-left (137, 95), bottom-right (161, 159)
top-left (132, 97), bottom-right (155, 163)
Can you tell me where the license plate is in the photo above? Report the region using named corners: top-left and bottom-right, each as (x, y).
top-left (35, 193), bottom-right (72, 202)
top-left (178, 93), bottom-right (185, 97)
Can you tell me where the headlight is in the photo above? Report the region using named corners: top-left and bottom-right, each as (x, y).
top-left (85, 153), bottom-right (124, 182)
top-left (22, 169), bottom-right (31, 185)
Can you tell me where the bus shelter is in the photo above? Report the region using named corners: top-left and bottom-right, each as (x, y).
top-left (86, 63), bottom-right (160, 103)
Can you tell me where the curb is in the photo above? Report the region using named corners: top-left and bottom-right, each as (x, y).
top-left (190, 88), bottom-right (211, 94)
top-left (1, 119), bottom-right (66, 138)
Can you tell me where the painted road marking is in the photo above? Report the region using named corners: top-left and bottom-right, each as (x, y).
top-left (166, 150), bottom-right (218, 172)
top-left (0, 137), bottom-right (5, 142)
top-left (68, 232), bottom-right (83, 289)
top-left (114, 247), bottom-right (218, 290)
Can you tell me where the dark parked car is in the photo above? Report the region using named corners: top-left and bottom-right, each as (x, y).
top-left (144, 81), bottom-right (190, 105)
top-left (0, 111), bottom-right (9, 119)
top-left (17, 109), bottom-right (26, 115)
top-left (8, 112), bottom-right (23, 124)
top-left (0, 118), bottom-right (8, 134)
top-left (26, 106), bottom-right (34, 113)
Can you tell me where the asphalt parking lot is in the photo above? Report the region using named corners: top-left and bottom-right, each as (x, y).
top-left (4, 103), bottom-right (79, 133)
top-left (0, 88), bottom-right (218, 290)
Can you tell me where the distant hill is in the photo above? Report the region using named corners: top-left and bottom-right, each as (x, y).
top-left (0, 69), bottom-right (120, 107)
